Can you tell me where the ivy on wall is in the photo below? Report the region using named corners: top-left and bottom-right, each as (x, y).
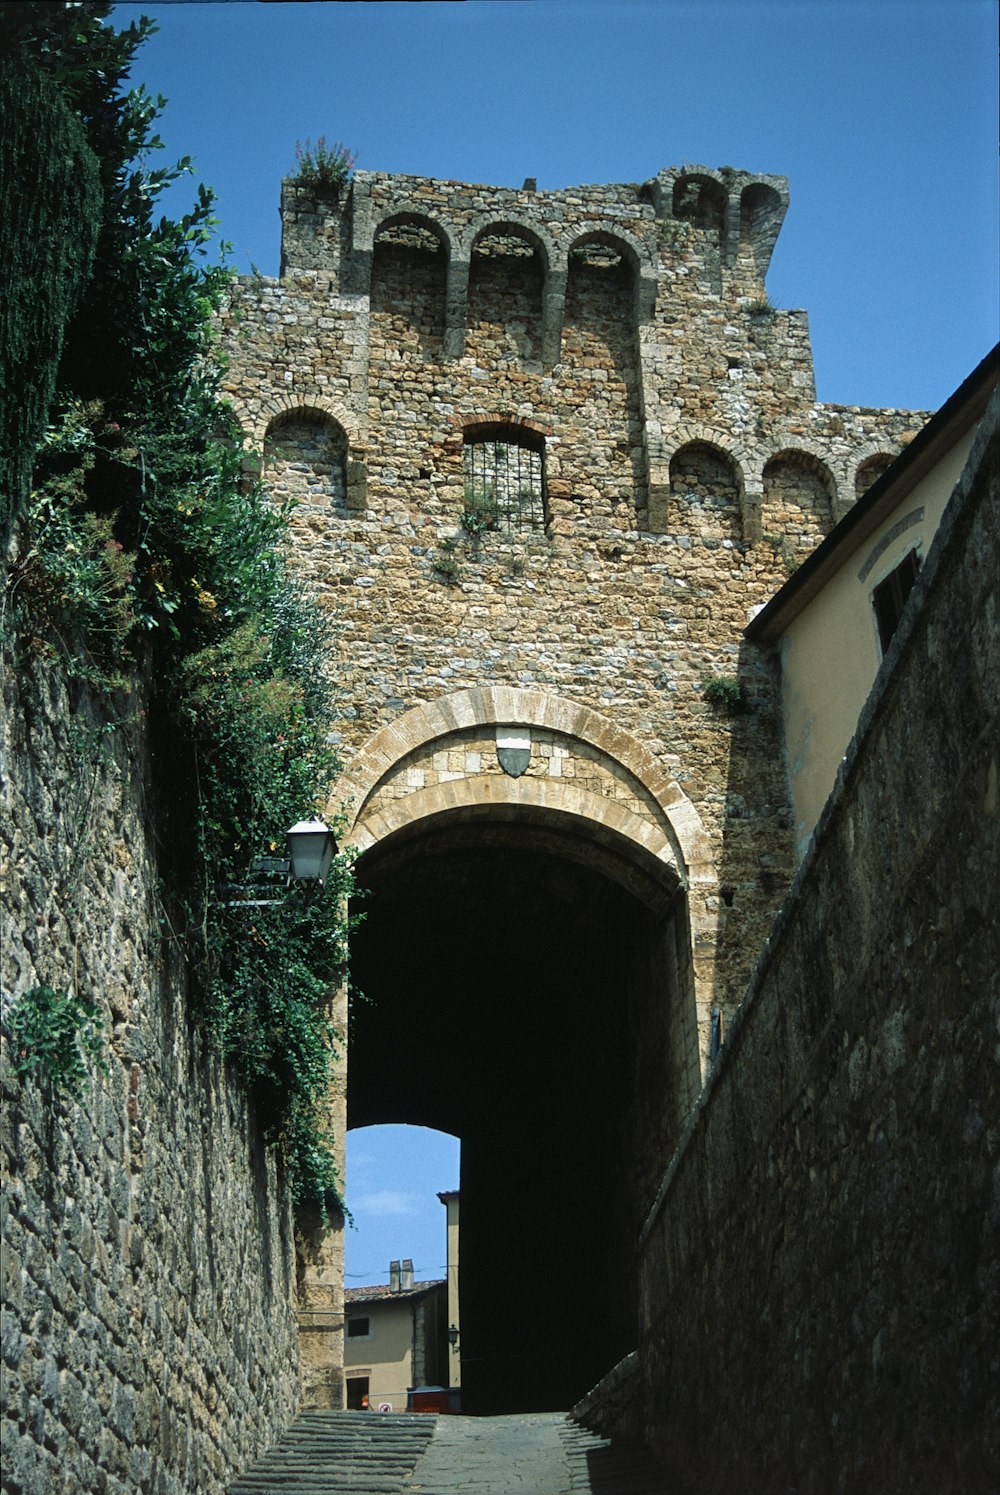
top-left (2, 1), bottom-right (354, 1216)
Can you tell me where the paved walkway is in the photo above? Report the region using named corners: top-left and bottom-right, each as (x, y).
top-left (405, 1412), bottom-right (674, 1493)
top-left (228, 1409), bottom-right (677, 1494)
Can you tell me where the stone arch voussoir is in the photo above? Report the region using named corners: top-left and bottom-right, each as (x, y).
top-left (665, 426), bottom-right (748, 482)
top-left (256, 395), bottom-right (363, 455)
top-left (332, 687), bottom-right (715, 892)
top-left (757, 438), bottom-right (844, 526)
top-left (850, 442), bottom-right (900, 504)
top-left (352, 777), bottom-right (679, 907)
top-left (460, 216), bottom-right (556, 272)
top-left (754, 436), bottom-right (843, 489)
top-left (371, 209), bottom-right (454, 259)
top-left (564, 223), bottom-right (656, 277)
top-left (355, 204), bottom-right (456, 260)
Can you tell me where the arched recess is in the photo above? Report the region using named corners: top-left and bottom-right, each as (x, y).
top-left (338, 688), bottom-right (715, 1413)
top-left (672, 172), bottom-right (728, 236)
top-left (854, 450), bottom-right (895, 502)
top-left (666, 440), bottom-right (744, 541)
top-left (263, 405), bottom-right (351, 517)
top-left (561, 229), bottom-right (648, 515)
top-left (371, 211), bottom-right (450, 359)
top-left (465, 220), bottom-right (549, 366)
top-left (739, 180), bottom-right (787, 281)
top-left (761, 447), bottom-right (837, 557)
top-left (671, 172), bottom-right (728, 292)
top-left (370, 208), bottom-right (453, 259)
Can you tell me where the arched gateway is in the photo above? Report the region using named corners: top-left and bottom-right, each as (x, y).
top-left (302, 690), bottom-right (716, 1412)
top-left (220, 162), bottom-right (924, 1417)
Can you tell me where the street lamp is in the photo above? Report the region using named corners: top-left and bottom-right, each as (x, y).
top-left (286, 818), bottom-right (337, 885)
top-left (447, 1323), bottom-right (460, 1349)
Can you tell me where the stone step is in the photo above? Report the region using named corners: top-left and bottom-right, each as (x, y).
top-left (230, 1410), bottom-right (680, 1495)
top-left (228, 1411), bottom-right (438, 1495)
top-left (559, 1419), bottom-right (679, 1493)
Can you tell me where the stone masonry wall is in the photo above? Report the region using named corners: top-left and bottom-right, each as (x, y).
top-left (0, 654), bottom-right (301, 1495)
top-left (219, 165), bottom-right (930, 1031)
top-left (634, 397), bottom-right (999, 1492)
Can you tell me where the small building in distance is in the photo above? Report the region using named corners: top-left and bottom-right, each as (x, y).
top-left (343, 1259), bottom-right (447, 1412)
top-left (746, 344), bottom-right (998, 859)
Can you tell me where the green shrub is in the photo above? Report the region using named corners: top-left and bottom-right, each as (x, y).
top-left (8, 985), bottom-right (108, 1098)
top-left (700, 673), bottom-right (748, 714)
top-left (292, 137), bottom-right (356, 193)
top-left (747, 296), bottom-right (776, 319)
top-left (4, 3), bottom-right (354, 1216)
top-left (0, 57), bottom-right (102, 546)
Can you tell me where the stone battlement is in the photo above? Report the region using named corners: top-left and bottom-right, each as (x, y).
top-left (280, 164), bottom-right (789, 307)
top-left (217, 161), bottom-right (931, 1060)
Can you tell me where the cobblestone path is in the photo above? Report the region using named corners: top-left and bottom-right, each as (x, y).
top-left (228, 1409), bottom-right (677, 1493)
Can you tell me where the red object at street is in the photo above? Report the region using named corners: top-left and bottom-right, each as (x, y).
top-left (407, 1386), bottom-right (449, 1414)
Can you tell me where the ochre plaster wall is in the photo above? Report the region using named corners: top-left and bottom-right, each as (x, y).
top-left (778, 423), bottom-right (977, 851)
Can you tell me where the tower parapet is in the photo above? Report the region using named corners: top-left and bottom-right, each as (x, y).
top-left (279, 164), bottom-right (788, 308)
top-left (219, 160), bottom-right (930, 1017)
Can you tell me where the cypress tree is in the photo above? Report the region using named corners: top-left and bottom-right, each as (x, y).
top-left (0, 57), bottom-right (101, 548)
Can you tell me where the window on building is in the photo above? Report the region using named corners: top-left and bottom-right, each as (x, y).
top-left (872, 548), bottom-right (921, 654)
top-left (346, 1376), bottom-right (370, 1410)
top-left (347, 1316), bottom-right (371, 1338)
top-left (462, 424), bottom-right (546, 534)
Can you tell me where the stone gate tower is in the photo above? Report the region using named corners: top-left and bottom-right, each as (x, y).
top-left (219, 165), bottom-right (927, 1410)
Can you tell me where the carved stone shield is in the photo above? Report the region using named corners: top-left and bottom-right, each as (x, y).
top-left (496, 728), bottom-right (531, 778)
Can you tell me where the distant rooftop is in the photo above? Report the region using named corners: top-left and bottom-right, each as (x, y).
top-left (345, 1280), bottom-right (445, 1305)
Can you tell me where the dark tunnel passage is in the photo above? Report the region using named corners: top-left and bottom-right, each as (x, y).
top-left (347, 813), bottom-right (692, 1414)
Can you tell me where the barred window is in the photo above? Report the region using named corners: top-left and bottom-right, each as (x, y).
top-left (462, 424), bottom-right (546, 535)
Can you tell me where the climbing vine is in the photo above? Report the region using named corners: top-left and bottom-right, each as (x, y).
top-left (2, 2), bottom-right (353, 1215)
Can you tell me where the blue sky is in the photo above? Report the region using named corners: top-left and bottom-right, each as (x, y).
top-left (345, 1125), bottom-right (459, 1288)
top-left (115, 1), bottom-right (996, 1275)
top-left (122, 0), bottom-right (997, 413)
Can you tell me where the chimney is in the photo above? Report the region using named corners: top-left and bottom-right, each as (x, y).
top-left (389, 1259), bottom-right (401, 1293)
top-left (401, 1258), bottom-right (414, 1290)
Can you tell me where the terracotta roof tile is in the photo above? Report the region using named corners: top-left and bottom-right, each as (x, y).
top-left (344, 1280), bottom-right (445, 1304)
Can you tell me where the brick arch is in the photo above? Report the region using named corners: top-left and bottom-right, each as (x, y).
top-left (448, 411), bottom-right (550, 440)
top-left (756, 438), bottom-right (841, 486)
top-left (664, 424), bottom-right (749, 474)
top-left (332, 686), bottom-right (714, 892)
